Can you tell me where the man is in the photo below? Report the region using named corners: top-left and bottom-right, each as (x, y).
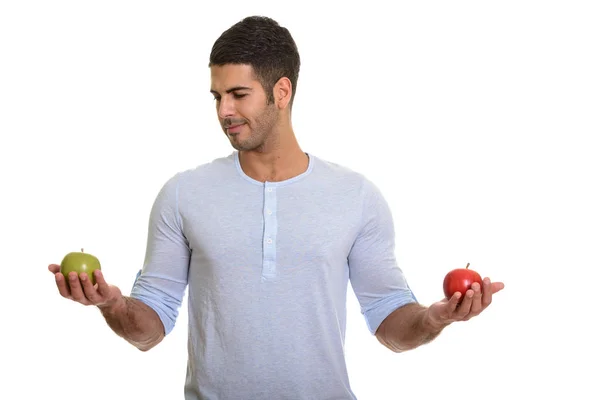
top-left (49, 15), bottom-right (504, 399)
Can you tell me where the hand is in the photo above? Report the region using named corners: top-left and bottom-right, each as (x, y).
top-left (427, 277), bottom-right (505, 328)
top-left (48, 264), bottom-right (122, 309)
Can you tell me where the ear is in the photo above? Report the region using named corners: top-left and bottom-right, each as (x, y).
top-left (273, 77), bottom-right (293, 109)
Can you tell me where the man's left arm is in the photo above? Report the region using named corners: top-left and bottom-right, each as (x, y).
top-left (375, 278), bottom-right (505, 353)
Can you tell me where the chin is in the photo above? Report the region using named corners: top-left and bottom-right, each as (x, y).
top-left (230, 135), bottom-right (265, 152)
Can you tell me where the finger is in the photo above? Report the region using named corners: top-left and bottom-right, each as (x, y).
top-left (481, 278), bottom-right (493, 307)
top-left (469, 282), bottom-right (483, 314)
top-left (94, 270), bottom-right (111, 297)
top-left (491, 281), bottom-right (505, 294)
top-left (448, 292), bottom-right (462, 312)
top-left (67, 272), bottom-right (90, 305)
top-left (54, 272), bottom-right (72, 299)
top-left (455, 289), bottom-right (474, 319)
top-left (48, 264), bottom-right (60, 274)
top-left (80, 273), bottom-right (102, 304)
top-left (482, 279), bottom-right (505, 307)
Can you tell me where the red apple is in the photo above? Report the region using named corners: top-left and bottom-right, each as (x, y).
top-left (443, 263), bottom-right (483, 300)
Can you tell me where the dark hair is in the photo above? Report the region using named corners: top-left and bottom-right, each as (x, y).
top-left (209, 16), bottom-right (301, 106)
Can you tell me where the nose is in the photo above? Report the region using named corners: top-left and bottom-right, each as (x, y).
top-left (217, 96), bottom-right (235, 119)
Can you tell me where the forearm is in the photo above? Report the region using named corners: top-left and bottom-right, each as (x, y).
top-left (98, 296), bottom-right (165, 351)
top-left (376, 303), bottom-right (448, 353)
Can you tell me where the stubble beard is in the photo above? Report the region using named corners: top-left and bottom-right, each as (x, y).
top-left (228, 104), bottom-right (278, 152)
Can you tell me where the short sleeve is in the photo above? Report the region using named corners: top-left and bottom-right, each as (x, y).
top-left (348, 178), bottom-right (417, 335)
top-left (130, 173), bottom-right (190, 335)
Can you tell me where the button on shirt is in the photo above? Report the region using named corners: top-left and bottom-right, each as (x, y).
top-left (130, 151), bottom-right (417, 399)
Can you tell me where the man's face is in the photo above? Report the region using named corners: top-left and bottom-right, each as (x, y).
top-left (210, 64), bottom-right (278, 152)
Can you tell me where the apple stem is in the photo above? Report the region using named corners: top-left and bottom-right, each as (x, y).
top-left (466, 262), bottom-right (470, 269)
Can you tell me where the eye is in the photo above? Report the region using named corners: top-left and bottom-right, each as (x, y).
top-left (213, 96), bottom-right (221, 102)
top-left (233, 93), bottom-right (247, 99)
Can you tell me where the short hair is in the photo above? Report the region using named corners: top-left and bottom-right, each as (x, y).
top-left (209, 16), bottom-right (301, 106)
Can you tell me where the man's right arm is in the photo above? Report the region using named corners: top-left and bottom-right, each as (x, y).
top-left (98, 295), bottom-right (165, 352)
top-left (51, 173), bottom-right (188, 351)
top-left (49, 265), bottom-right (166, 352)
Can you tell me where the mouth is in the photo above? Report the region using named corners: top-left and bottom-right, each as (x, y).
top-left (225, 123), bottom-right (245, 134)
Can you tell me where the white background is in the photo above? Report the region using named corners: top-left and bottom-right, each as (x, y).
top-left (1, 1), bottom-right (599, 399)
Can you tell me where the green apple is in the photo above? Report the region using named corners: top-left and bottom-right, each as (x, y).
top-left (60, 248), bottom-right (101, 285)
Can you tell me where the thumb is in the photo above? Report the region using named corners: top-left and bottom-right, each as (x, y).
top-left (490, 282), bottom-right (505, 294)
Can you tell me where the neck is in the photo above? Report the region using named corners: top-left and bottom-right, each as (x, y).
top-left (238, 127), bottom-right (308, 182)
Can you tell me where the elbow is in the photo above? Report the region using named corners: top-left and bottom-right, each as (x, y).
top-left (374, 303), bottom-right (428, 353)
top-left (375, 328), bottom-right (411, 353)
top-left (376, 334), bottom-right (415, 353)
top-left (136, 342), bottom-right (156, 352)
top-left (137, 345), bottom-right (154, 352)
top-left (375, 315), bottom-right (420, 353)
top-left (131, 332), bottom-right (165, 352)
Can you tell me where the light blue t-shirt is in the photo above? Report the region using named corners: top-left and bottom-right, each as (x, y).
top-left (130, 151), bottom-right (417, 399)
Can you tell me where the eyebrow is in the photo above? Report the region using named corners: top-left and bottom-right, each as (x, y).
top-left (210, 86), bottom-right (253, 95)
